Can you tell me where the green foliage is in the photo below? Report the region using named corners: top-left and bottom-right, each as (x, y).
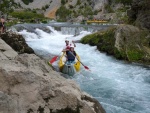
top-left (115, 0), bottom-right (132, 5)
top-left (81, 27), bottom-right (139, 60)
top-left (41, 20), bottom-right (47, 23)
top-left (42, 6), bottom-right (46, 11)
top-left (42, 4), bottom-right (49, 11)
top-left (120, 15), bottom-right (129, 24)
top-left (77, 0), bottom-right (81, 5)
top-left (127, 50), bottom-right (144, 61)
top-left (45, 5), bottom-right (49, 9)
top-left (61, 0), bottom-right (67, 5)
top-left (117, 6), bottom-right (129, 12)
top-left (6, 21), bottom-right (18, 27)
top-left (105, 4), bottom-right (114, 13)
top-left (10, 11), bottom-right (44, 19)
top-left (93, 10), bottom-right (99, 15)
top-left (81, 27), bottom-right (117, 55)
top-left (0, 0), bottom-right (14, 14)
top-left (56, 6), bottom-right (71, 21)
top-left (69, 5), bottom-right (74, 9)
top-left (82, 6), bottom-right (93, 16)
top-left (22, 0), bottom-right (33, 5)
top-left (81, 26), bottom-right (149, 63)
top-left (138, 30), bottom-right (150, 47)
top-left (32, 10), bottom-right (36, 13)
top-left (114, 49), bottom-right (127, 60)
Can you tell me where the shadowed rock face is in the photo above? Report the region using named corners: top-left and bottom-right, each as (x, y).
top-left (0, 32), bottom-right (34, 54)
top-left (127, 0), bottom-right (150, 29)
top-left (0, 33), bottom-right (106, 113)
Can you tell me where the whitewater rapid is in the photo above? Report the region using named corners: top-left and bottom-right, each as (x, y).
top-left (18, 26), bottom-right (150, 113)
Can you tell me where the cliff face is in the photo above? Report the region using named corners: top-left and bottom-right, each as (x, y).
top-left (81, 25), bottom-right (150, 65)
top-left (0, 33), bottom-right (106, 113)
top-left (13, 0), bottom-right (108, 19)
top-left (127, 0), bottom-right (150, 29)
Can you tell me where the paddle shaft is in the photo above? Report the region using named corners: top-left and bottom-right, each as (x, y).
top-left (50, 51), bottom-right (62, 64)
top-left (69, 51), bottom-right (89, 70)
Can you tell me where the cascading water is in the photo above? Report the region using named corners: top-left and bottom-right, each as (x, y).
top-left (17, 24), bottom-right (150, 113)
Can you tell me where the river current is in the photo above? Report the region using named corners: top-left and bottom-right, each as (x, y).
top-left (15, 23), bottom-right (150, 113)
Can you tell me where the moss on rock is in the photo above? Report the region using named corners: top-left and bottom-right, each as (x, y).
top-left (81, 25), bottom-right (150, 65)
top-left (81, 27), bottom-right (119, 56)
top-left (0, 32), bottom-right (34, 54)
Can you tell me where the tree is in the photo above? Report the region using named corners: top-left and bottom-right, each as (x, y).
top-left (61, 0), bottom-right (66, 5)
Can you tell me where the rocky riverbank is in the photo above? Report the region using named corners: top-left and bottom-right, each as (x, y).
top-left (81, 0), bottom-right (150, 65)
top-left (0, 32), bottom-right (105, 113)
top-left (81, 25), bottom-right (150, 65)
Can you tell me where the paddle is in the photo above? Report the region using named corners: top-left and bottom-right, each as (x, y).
top-left (49, 52), bottom-right (62, 64)
top-left (50, 56), bottom-right (59, 64)
top-left (69, 51), bottom-right (90, 70)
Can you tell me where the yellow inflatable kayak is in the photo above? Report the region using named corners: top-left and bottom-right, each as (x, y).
top-left (58, 52), bottom-right (80, 76)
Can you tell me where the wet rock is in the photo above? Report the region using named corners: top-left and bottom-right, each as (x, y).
top-left (0, 32), bottom-right (34, 54)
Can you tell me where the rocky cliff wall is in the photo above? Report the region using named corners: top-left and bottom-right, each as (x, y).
top-left (81, 25), bottom-right (150, 65)
top-left (127, 0), bottom-right (150, 30)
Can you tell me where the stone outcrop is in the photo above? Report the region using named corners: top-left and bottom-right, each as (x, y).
top-left (81, 25), bottom-right (150, 64)
top-left (13, 0), bottom-right (108, 20)
top-left (127, 0), bottom-right (150, 29)
top-left (114, 25), bottom-right (150, 63)
top-left (0, 34), bottom-right (105, 113)
top-left (0, 32), bottom-right (34, 54)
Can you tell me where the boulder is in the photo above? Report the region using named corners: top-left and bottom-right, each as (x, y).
top-left (0, 32), bottom-right (34, 54)
top-left (115, 25), bottom-right (150, 63)
top-left (0, 38), bottom-right (18, 59)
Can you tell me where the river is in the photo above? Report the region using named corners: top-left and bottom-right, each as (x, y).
top-left (14, 23), bottom-right (150, 113)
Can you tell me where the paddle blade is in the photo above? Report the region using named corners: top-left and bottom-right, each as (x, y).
top-left (84, 66), bottom-right (90, 70)
top-left (50, 56), bottom-right (58, 64)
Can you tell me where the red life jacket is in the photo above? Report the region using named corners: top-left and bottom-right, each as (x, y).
top-left (66, 46), bottom-right (70, 49)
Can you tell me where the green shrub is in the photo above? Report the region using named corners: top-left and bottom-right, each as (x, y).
top-left (22, 0), bottom-right (33, 5)
top-left (105, 4), bottom-right (114, 13)
top-left (115, 0), bottom-right (132, 5)
top-left (69, 5), bottom-right (74, 9)
top-left (45, 5), bottom-right (49, 9)
top-left (61, 0), bottom-right (67, 5)
top-left (41, 20), bottom-right (47, 23)
top-left (10, 11), bottom-right (44, 19)
top-left (56, 6), bottom-right (71, 21)
top-left (0, 0), bottom-right (14, 14)
top-left (114, 48), bottom-right (127, 60)
top-left (81, 27), bottom-right (118, 55)
top-left (127, 50), bottom-right (144, 61)
top-left (6, 21), bottom-right (18, 27)
top-left (82, 6), bottom-right (93, 16)
top-left (77, 0), bottom-right (81, 5)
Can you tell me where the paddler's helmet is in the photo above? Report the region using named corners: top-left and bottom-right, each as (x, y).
top-left (65, 38), bottom-right (69, 42)
top-left (70, 45), bottom-right (74, 48)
